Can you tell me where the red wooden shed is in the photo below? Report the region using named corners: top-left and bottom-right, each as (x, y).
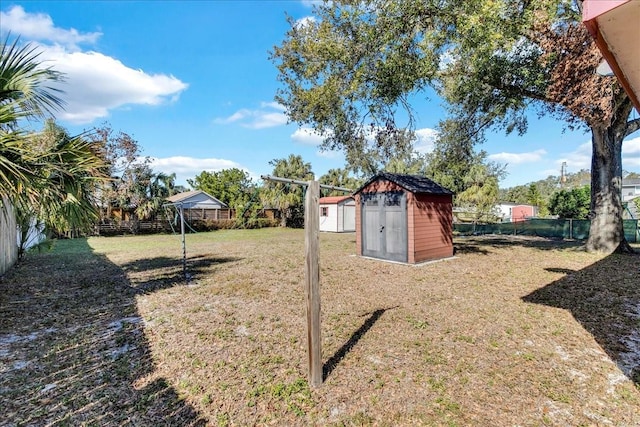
top-left (354, 173), bottom-right (454, 264)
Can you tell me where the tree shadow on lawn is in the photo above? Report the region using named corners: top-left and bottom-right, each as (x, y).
top-left (454, 235), bottom-right (584, 255)
top-left (119, 254), bottom-right (242, 293)
top-left (0, 238), bottom-right (207, 425)
top-left (323, 307), bottom-right (397, 381)
top-left (523, 252), bottom-right (640, 385)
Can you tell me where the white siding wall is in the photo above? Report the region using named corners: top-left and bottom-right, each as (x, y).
top-left (622, 183), bottom-right (640, 201)
top-left (319, 204), bottom-right (339, 232)
top-left (320, 199), bottom-right (356, 232)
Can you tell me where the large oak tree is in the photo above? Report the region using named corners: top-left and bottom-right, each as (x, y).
top-left (272, 0), bottom-right (640, 253)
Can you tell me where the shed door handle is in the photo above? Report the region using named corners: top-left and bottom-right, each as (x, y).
top-left (380, 225), bottom-right (385, 232)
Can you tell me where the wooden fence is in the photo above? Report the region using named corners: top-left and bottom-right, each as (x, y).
top-left (1, 198), bottom-right (18, 275)
top-left (96, 220), bottom-right (173, 235)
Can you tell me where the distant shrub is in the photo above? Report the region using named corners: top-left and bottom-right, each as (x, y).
top-left (190, 218), bottom-right (278, 231)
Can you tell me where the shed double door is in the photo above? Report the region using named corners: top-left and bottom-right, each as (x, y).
top-left (361, 191), bottom-right (407, 262)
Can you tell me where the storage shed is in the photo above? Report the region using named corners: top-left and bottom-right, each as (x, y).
top-left (354, 173), bottom-right (454, 264)
top-left (319, 196), bottom-right (356, 233)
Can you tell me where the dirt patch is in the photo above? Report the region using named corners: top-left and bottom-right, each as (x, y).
top-left (1, 230), bottom-right (639, 426)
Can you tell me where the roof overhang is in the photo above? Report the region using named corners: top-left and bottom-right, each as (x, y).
top-left (583, 0), bottom-right (640, 112)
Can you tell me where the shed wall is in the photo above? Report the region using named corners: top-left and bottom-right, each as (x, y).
top-left (511, 205), bottom-right (534, 222)
top-left (408, 193), bottom-right (453, 263)
top-left (319, 204), bottom-right (339, 232)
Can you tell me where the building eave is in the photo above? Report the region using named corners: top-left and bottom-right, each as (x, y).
top-left (583, 0), bottom-right (640, 112)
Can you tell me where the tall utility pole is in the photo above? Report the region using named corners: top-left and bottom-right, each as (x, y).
top-left (560, 161), bottom-right (567, 187)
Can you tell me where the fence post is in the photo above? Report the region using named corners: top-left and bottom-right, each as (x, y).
top-left (569, 218), bottom-right (573, 240)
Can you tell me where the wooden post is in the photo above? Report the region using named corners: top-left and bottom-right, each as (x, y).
top-left (179, 205), bottom-right (187, 282)
top-left (260, 175), bottom-right (351, 387)
top-left (304, 180), bottom-right (322, 387)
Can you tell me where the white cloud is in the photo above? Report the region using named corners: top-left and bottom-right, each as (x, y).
top-left (623, 136), bottom-right (640, 168)
top-left (214, 103), bottom-right (288, 129)
top-left (488, 149), bottom-right (547, 165)
top-left (0, 5), bottom-right (101, 50)
top-left (291, 125), bottom-right (437, 155)
top-left (414, 128), bottom-right (438, 154)
top-left (538, 136), bottom-right (640, 177)
top-left (251, 112), bottom-right (288, 129)
top-left (316, 149), bottom-right (342, 159)
top-left (295, 16), bottom-right (317, 29)
top-left (39, 46), bottom-right (188, 123)
top-left (559, 142), bottom-right (592, 171)
top-left (291, 127), bottom-right (327, 145)
top-left (149, 156), bottom-right (248, 186)
top-left (260, 101), bottom-right (286, 111)
top-left (1, 7), bottom-right (188, 124)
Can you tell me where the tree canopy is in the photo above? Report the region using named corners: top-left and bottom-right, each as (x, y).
top-left (549, 186), bottom-right (590, 219)
top-left (272, 0), bottom-right (640, 253)
top-left (89, 124), bottom-right (176, 222)
top-left (188, 168), bottom-right (254, 210)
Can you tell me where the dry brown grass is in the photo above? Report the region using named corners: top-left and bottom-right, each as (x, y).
top-left (1, 229), bottom-right (639, 426)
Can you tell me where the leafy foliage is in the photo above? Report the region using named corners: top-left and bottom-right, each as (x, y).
top-left (0, 36), bottom-right (64, 128)
top-left (548, 186), bottom-right (590, 219)
top-left (1, 35), bottom-right (108, 245)
top-left (318, 168), bottom-right (362, 195)
top-left (88, 125), bottom-right (177, 222)
top-left (189, 168), bottom-right (263, 228)
top-left (425, 118), bottom-right (505, 199)
top-left (188, 168), bottom-right (254, 210)
top-left (500, 169), bottom-right (593, 217)
top-left (261, 154), bottom-right (313, 227)
top-left (456, 164), bottom-right (500, 223)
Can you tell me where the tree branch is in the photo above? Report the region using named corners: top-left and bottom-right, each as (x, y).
top-left (625, 117), bottom-right (640, 138)
top-left (494, 82), bottom-right (552, 104)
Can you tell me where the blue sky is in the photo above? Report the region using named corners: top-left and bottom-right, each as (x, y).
top-left (2, 1), bottom-right (639, 189)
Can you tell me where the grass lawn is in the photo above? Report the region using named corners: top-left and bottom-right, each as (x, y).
top-left (1, 228), bottom-right (639, 426)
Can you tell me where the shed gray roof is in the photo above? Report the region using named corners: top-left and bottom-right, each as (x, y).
top-left (354, 173), bottom-right (454, 195)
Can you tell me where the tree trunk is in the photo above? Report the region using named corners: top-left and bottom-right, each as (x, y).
top-left (586, 124), bottom-right (633, 253)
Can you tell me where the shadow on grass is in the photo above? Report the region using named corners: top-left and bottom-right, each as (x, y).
top-left (523, 253), bottom-right (640, 386)
top-left (119, 254), bottom-right (242, 293)
top-left (0, 238), bottom-right (207, 425)
top-left (323, 307), bottom-right (397, 381)
top-left (454, 235), bottom-right (585, 256)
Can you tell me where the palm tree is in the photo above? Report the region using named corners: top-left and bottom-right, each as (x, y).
top-left (134, 171), bottom-right (177, 220)
top-left (318, 168), bottom-right (361, 195)
top-left (261, 154), bottom-right (314, 227)
top-left (1, 35), bottom-right (64, 208)
top-left (1, 36), bottom-right (107, 248)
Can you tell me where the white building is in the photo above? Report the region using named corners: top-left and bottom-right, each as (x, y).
top-left (622, 178), bottom-right (640, 202)
top-left (319, 196), bottom-right (356, 233)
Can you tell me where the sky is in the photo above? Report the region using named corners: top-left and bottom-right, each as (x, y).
top-left (2, 1), bottom-right (639, 189)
